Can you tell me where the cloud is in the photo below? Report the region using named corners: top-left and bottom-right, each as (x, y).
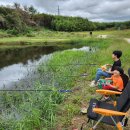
top-left (0, 0), bottom-right (130, 22)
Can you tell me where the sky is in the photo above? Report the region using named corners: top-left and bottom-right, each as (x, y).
top-left (0, 0), bottom-right (130, 22)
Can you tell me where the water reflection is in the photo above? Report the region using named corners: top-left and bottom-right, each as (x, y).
top-left (0, 45), bottom-right (93, 89)
top-left (0, 46), bottom-right (56, 69)
top-left (0, 46), bottom-right (56, 88)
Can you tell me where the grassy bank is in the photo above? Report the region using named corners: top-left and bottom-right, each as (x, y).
top-left (38, 37), bottom-right (130, 130)
top-left (38, 38), bottom-right (127, 129)
top-left (0, 29), bottom-right (87, 49)
top-left (0, 29), bottom-right (130, 50)
top-left (54, 39), bottom-right (130, 130)
top-left (0, 30), bottom-right (130, 130)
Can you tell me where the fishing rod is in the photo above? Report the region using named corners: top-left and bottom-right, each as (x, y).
top-left (0, 89), bottom-right (73, 93)
top-left (0, 73), bottom-right (89, 82)
top-left (22, 63), bottom-right (98, 67)
top-left (0, 63), bottom-right (97, 69)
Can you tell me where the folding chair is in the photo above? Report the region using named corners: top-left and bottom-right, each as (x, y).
top-left (87, 68), bottom-right (130, 130)
top-left (97, 73), bottom-right (129, 102)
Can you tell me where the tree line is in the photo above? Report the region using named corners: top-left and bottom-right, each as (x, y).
top-left (0, 3), bottom-right (130, 34)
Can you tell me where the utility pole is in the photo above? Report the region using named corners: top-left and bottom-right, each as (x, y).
top-left (58, 5), bottom-right (60, 15)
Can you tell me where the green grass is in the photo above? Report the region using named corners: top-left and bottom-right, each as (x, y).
top-left (0, 83), bottom-right (64, 130)
top-left (0, 29), bottom-right (130, 130)
top-left (53, 39), bottom-right (130, 130)
top-left (38, 38), bottom-right (111, 88)
top-left (37, 38), bottom-right (114, 129)
top-left (0, 29), bottom-right (87, 47)
top-left (39, 37), bottom-right (130, 129)
top-left (77, 29), bottom-right (130, 38)
top-left (0, 29), bottom-right (130, 50)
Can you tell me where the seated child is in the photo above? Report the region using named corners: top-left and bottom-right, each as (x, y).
top-left (101, 67), bottom-right (124, 101)
top-left (103, 67), bottom-right (124, 92)
top-left (90, 50), bottom-right (122, 87)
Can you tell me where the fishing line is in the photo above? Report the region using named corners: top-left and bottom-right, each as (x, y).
top-left (0, 73), bottom-right (89, 82)
top-left (0, 63), bottom-right (98, 70)
top-left (21, 63), bottom-right (98, 67)
top-left (0, 89), bottom-right (73, 93)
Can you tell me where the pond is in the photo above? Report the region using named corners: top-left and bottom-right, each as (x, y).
top-left (0, 45), bottom-right (92, 89)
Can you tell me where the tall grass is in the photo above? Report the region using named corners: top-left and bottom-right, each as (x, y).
top-left (38, 38), bottom-right (111, 89)
top-left (0, 82), bottom-right (64, 130)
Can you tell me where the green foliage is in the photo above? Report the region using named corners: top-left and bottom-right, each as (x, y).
top-left (28, 5), bottom-right (37, 15)
top-left (33, 13), bottom-right (54, 28)
top-left (0, 5), bottom-right (32, 35)
top-left (7, 11), bottom-right (29, 35)
top-left (51, 16), bottom-right (96, 31)
top-left (33, 14), bottom-right (97, 31)
top-left (0, 15), bottom-right (6, 29)
top-left (0, 4), bottom-right (130, 34)
top-left (95, 21), bottom-right (130, 30)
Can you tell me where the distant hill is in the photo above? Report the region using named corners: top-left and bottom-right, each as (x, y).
top-left (0, 4), bottom-right (130, 34)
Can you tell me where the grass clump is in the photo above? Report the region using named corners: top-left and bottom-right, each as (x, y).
top-left (0, 82), bottom-right (64, 130)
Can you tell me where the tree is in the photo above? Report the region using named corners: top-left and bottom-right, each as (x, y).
top-left (28, 5), bottom-right (37, 15)
top-left (0, 15), bottom-right (6, 29)
top-left (5, 11), bottom-right (27, 34)
top-left (23, 5), bottom-right (28, 12)
top-left (13, 2), bottom-right (20, 9)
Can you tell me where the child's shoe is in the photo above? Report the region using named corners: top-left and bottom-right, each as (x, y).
top-left (90, 81), bottom-right (97, 87)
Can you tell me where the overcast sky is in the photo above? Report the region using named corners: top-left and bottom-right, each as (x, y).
top-left (0, 0), bottom-right (130, 22)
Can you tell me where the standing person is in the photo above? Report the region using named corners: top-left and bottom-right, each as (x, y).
top-left (90, 50), bottom-right (122, 87)
top-left (90, 31), bottom-right (93, 37)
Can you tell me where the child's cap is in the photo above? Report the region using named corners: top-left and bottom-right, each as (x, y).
top-left (115, 66), bottom-right (124, 75)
